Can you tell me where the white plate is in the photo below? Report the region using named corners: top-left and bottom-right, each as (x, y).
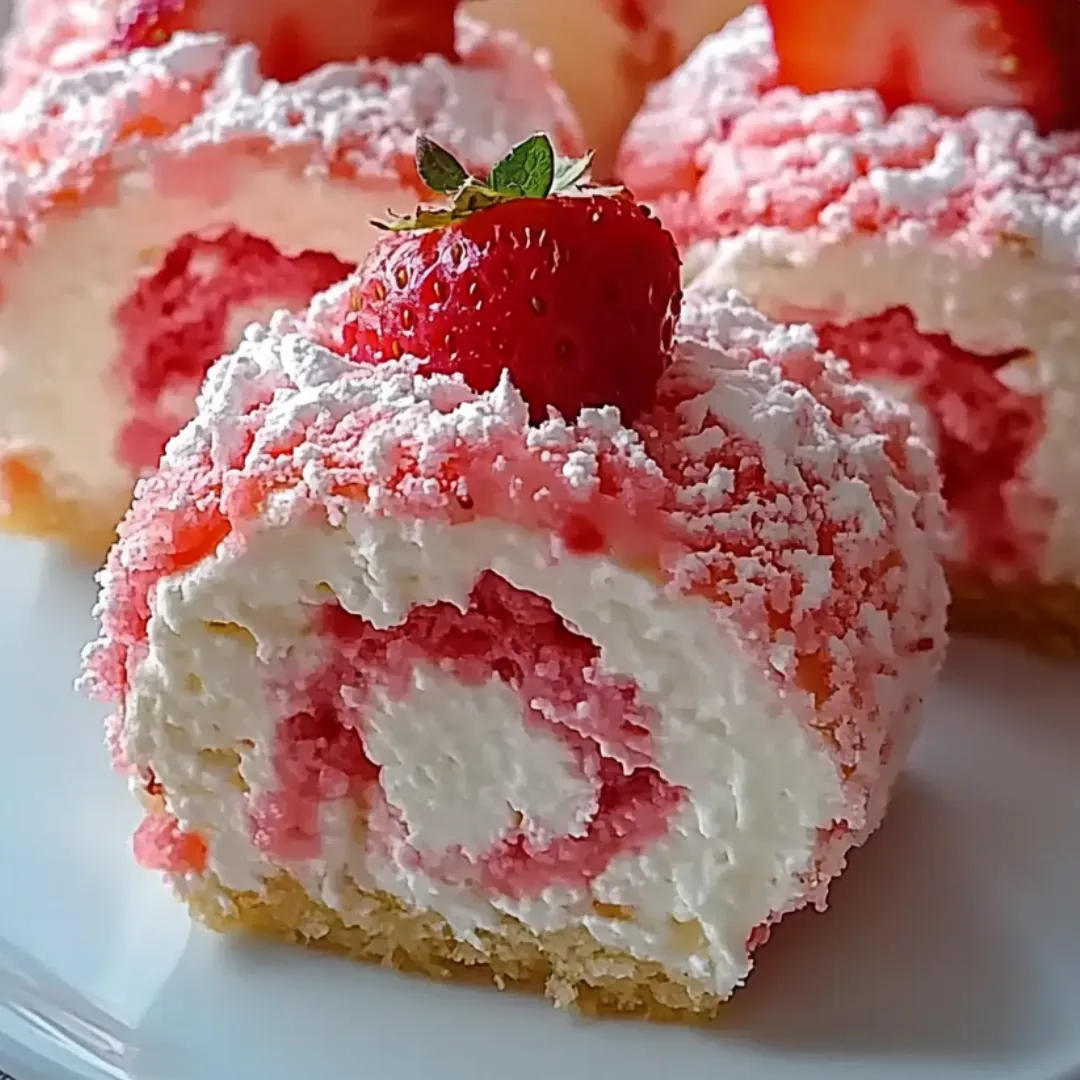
top-left (1, 532), bottom-right (1079, 1080)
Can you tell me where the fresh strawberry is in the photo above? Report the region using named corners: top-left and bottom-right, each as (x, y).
top-left (764, 0), bottom-right (1080, 134)
top-left (112, 0), bottom-right (461, 81)
top-left (343, 133), bottom-right (682, 425)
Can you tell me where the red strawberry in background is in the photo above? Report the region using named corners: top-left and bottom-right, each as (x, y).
top-left (604, 0), bottom-right (678, 79)
top-left (764, 0), bottom-right (1080, 134)
top-left (342, 132), bottom-right (682, 425)
top-left (113, 0), bottom-right (462, 82)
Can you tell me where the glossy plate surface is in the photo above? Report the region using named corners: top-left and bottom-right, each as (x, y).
top-left (1, 534), bottom-right (1079, 1080)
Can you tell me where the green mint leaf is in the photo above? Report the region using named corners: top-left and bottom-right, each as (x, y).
top-left (552, 151), bottom-right (594, 193)
top-left (415, 134), bottom-right (469, 195)
top-left (489, 133), bottom-right (555, 199)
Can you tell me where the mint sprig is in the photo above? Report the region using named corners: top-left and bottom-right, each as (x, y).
top-left (490, 133), bottom-right (556, 198)
top-left (376, 133), bottom-right (606, 233)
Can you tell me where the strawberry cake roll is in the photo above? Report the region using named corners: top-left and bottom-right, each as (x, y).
top-left (618, 2), bottom-right (1080, 657)
top-left (80, 138), bottom-right (947, 1021)
top-left (0, 0), bottom-right (582, 556)
top-left (466, 0), bottom-right (753, 177)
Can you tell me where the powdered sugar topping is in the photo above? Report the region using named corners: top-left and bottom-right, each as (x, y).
top-left (0, 15), bottom-right (583, 247)
top-left (618, 5), bottom-right (1080, 266)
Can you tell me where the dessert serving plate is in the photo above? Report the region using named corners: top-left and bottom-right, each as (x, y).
top-left (1, 533), bottom-right (1079, 1080)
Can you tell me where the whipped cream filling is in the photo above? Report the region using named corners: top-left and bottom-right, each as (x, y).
top-left (0, 169), bottom-right (400, 502)
top-left (366, 664), bottom-right (598, 857)
top-left (687, 234), bottom-right (1080, 581)
top-left (124, 511), bottom-right (846, 999)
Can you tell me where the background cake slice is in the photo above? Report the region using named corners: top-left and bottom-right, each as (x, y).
top-left (0, 0), bottom-right (582, 556)
top-left (618, 2), bottom-right (1080, 657)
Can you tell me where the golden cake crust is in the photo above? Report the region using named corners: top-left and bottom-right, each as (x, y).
top-left (187, 874), bottom-right (727, 1025)
top-left (948, 568), bottom-right (1080, 661)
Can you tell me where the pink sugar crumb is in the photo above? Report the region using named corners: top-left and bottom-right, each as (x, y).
top-left (745, 921), bottom-right (772, 954)
top-left (815, 308), bottom-right (1050, 573)
top-left (80, 472), bottom-right (233, 701)
top-left (113, 227), bottom-right (353, 474)
top-left (0, 2), bottom-right (115, 109)
top-left (254, 572), bottom-right (681, 894)
top-left (617, 6), bottom-right (1080, 261)
top-left (104, 712), bottom-right (135, 774)
top-left (133, 812), bottom-right (208, 874)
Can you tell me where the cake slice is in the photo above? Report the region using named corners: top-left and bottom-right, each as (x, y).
top-left (0, 0), bottom-right (582, 556)
top-left (618, 2), bottom-right (1080, 657)
top-left (81, 138), bottom-right (948, 1020)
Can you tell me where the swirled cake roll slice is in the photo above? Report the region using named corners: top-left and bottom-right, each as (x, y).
top-left (81, 153), bottom-right (947, 1020)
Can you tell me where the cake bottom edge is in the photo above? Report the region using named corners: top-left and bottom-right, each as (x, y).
top-left (0, 453), bottom-right (125, 560)
top-left (948, 567), bottom-right (1080, 661)
top-left (186, 873), bottom-right (730, 1025)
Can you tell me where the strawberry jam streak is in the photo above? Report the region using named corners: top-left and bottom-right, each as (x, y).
top-left (816, 307), bottom-right (1047, 570)
top-left (113, 228), bottom-right (352, 473)
top-left (251, 572), bottom-right (682, 898)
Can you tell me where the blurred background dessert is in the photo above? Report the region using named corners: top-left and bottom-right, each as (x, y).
top-left (467, 0), bottom-right (752, 176)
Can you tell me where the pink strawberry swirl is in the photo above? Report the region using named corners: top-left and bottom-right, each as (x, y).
top-left (81, 282), bottom-right (947, 950)
top-left (0, 15), bottom-right (583, 481)
top-left (617, 4), bottom-right (1080, 578)
top-left (245, 572), bottom-right (682, 896)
